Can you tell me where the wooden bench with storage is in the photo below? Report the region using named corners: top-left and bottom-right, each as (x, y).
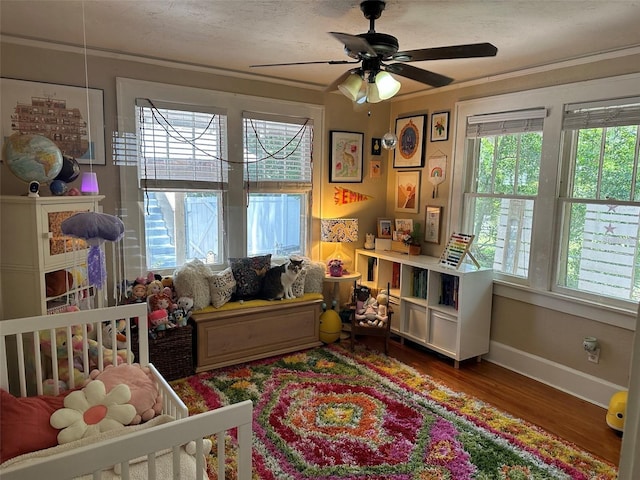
top-left (190, 293), bottom-right (324, 372)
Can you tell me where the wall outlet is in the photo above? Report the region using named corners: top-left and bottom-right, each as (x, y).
top-left (587, 348), bottom-right (600, 363)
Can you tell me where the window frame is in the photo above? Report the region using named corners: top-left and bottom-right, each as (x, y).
top-left (115, 77), bottom-right (323, 277)
top-left (450, 73), bottom-right (640, 330)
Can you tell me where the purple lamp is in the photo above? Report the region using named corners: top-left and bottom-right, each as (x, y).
top-left (80, 172), bottom-right (99, 195)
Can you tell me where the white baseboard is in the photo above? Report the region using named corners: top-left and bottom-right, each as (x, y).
top-left (485, 341), bottom-right (626, 408)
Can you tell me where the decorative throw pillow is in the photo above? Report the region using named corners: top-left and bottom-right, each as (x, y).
top-left (208, 267), bottom-right (236, 308)
top-left (229, 254), bottom-right (271, 299)
top-left (0, 388), bottom-right (71, 462)
top-left (86, 363), bottom-right (162, 424)
top-left (50, 380), bottom-right (136, 444)
top-left (173, 259), bottom-right (213, 310)
top-left (304, 259), bottom-right (326, 293)
top-left (291, 268), bottom-right (307, 298)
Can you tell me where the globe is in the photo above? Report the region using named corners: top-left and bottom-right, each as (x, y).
top-left (3, 133), bottom-right (63, 184)
top-left (55, 155), bottom-right (81, 183)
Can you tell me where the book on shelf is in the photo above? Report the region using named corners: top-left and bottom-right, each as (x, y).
top-left (392, 262), bottom-right (401, 289)
top-left (439, 274), bottom-right (459, 310)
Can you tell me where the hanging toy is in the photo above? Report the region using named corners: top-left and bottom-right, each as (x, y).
top-left (61, 212), bottom-right (125, 289)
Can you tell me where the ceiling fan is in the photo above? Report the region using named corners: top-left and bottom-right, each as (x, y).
top-left (251, 0), bottom-right (497, 103)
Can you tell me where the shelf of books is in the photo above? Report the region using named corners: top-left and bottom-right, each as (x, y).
top-left (355, 248), bottom-right (493, 367)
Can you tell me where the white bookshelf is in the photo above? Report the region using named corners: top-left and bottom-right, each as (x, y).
top-left (355, 248), bottom-right (493, 367)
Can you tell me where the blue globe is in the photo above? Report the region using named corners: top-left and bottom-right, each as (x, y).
top-left (3, 133), bottom-right (63, 184)
top-left (50, 179), bottom-right (69, 196)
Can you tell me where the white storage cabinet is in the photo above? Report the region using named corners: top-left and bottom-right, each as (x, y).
top-left (355, 248), bottom-right (493, 367)
top-left (1, 195), bottom-right (104, 319)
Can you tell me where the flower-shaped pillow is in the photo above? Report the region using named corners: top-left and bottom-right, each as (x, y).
top-left (50, 380), bottom-right (136, 444)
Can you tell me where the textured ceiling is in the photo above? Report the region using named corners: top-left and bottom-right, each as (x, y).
top-left (2, 0), bottom-right (640, 97)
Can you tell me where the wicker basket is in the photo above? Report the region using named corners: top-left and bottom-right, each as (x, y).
top-left (132, 325), bottom-right (194, 381)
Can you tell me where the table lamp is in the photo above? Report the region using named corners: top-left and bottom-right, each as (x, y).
top-left (321, 218), bottom-right (358, 273)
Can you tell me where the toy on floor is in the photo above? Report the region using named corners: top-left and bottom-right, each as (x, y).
top-left (354, 286), bottom-right (388, 327)
top-left (319, 303), bottom-right (342, 344)
top-left (606, 390), bottom-right (628, 432)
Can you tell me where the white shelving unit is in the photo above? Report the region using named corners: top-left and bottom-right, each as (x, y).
top-left (355, 248), bottom-right (493, 367)
top-left (1, 195), bottom-right (105, 319)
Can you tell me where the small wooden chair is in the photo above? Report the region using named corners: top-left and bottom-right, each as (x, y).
top-left (349, 282), bottom-right (393, 354)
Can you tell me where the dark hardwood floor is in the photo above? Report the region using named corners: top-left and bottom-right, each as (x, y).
top-left (355, 334), bottom-right (622, 466)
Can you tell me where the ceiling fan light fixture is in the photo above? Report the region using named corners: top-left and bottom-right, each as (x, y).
top-left (338, 73), bottom-right (364, 101)
top-left (366, 82), bottom-right (383, 103)
top-left (374, 71), bottom-right (401, 100)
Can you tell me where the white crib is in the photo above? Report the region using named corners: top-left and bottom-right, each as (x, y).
top-left (0, 303), bottom-right (252, 479)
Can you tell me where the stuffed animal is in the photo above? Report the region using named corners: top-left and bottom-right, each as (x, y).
top-left (129, 281), bottom-right (148, 303)
top-left (40, 327), bottom-right (91, 389)
top-left (173, 296), bottom-right (194, 327)
top-left (148, 308), bottom-right (170, 332)
top-left (102, 319), bottom-right (127, 349)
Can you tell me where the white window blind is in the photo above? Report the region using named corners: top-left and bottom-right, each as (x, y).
top-left (136, 99), bottom-right (228, 189)
top-left (563, 96), bottom-right (640, 129)
top-left (466, 108), bottom-right (546, 137)
top-left (243, 113), bottom-right (313, 186)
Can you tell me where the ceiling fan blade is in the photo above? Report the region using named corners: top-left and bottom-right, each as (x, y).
top-left (384, 63), bottom-right (453, 88)
top-left (250, 59), bottom-right (357, 67)
top-left (394, 42), bottom-right (498, 62)
top-left (330, 32), bottom-right (377, 58)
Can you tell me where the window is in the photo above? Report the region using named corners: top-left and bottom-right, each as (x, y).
top-left (116, 78), bottom-right (323, 277)
top-left (451, 73), bottom-right (640, 323)
top-left (556, 98), bottom-right (640, 303)
top-left (243, 114), bottom-right (313, 257)
top-left (136, 101), bottom-right (227, 270)
top-left (463, 110), bottom-right (545, 278)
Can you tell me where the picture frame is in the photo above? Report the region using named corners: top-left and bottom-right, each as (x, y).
top-left (329, 130), bottom-right (364, 183)
top-left (395, 170), bottom-right (421, 213)
top-left (424, 206), bottom-right (442, 244)
top-left (430, 110), bottom-right (450, 142)
top-left (377, 218), bottom-right (393, 238)
top-left (371, 137), bottom-right (381, 156)
top-left (393, 114), bottom-right (426, 168)
top-left (1, 77), bottom-right (106, 165)
top-left (394, 218), bottom-right (414, 234)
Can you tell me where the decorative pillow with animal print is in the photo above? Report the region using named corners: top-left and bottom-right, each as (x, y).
top-left (208, 267), bottom-right (236, 308)
top-left (229, 254), bottom-right (271, 299)
top-left (291, 268), bottom-right (307, 298)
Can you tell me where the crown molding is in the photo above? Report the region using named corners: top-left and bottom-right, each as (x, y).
top-left (3, 34), bottom-right (639, 99)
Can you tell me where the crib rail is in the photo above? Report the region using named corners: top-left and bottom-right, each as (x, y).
top-left (0, 400), bottom-right (253, 480)
top-left (0, 303), bottom-right (187, 418)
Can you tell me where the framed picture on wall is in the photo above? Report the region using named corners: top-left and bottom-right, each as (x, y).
top-left (329, 130), bottom-right (364, 183)
top-left (393, 114), bottom-right (426, 168)
top-left (430, 110), bottom-right (450, 142)
top-left (424, 205), bottom-right (442, 244)
top-left (395, 170), bottom-right (421, 213)
top-left (0, 77), bottom-right (106, 165)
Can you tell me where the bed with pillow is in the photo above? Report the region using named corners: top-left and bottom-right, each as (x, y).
top-left (0, 303), bottom-right (251, 480)
top-left (174, 256), bottom-right (326, 372)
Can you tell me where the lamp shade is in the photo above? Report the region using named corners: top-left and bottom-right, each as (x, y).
top-left (320, 218), bottom-right (359, 243)
top-left (80, 172), bottom-right (99, 195)
top-left (375, 71), bottom-right (401, 100)
top-left (338, 73), bottom-right (364, 102)
top-left (366, 82), bottom-right (382, 104)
